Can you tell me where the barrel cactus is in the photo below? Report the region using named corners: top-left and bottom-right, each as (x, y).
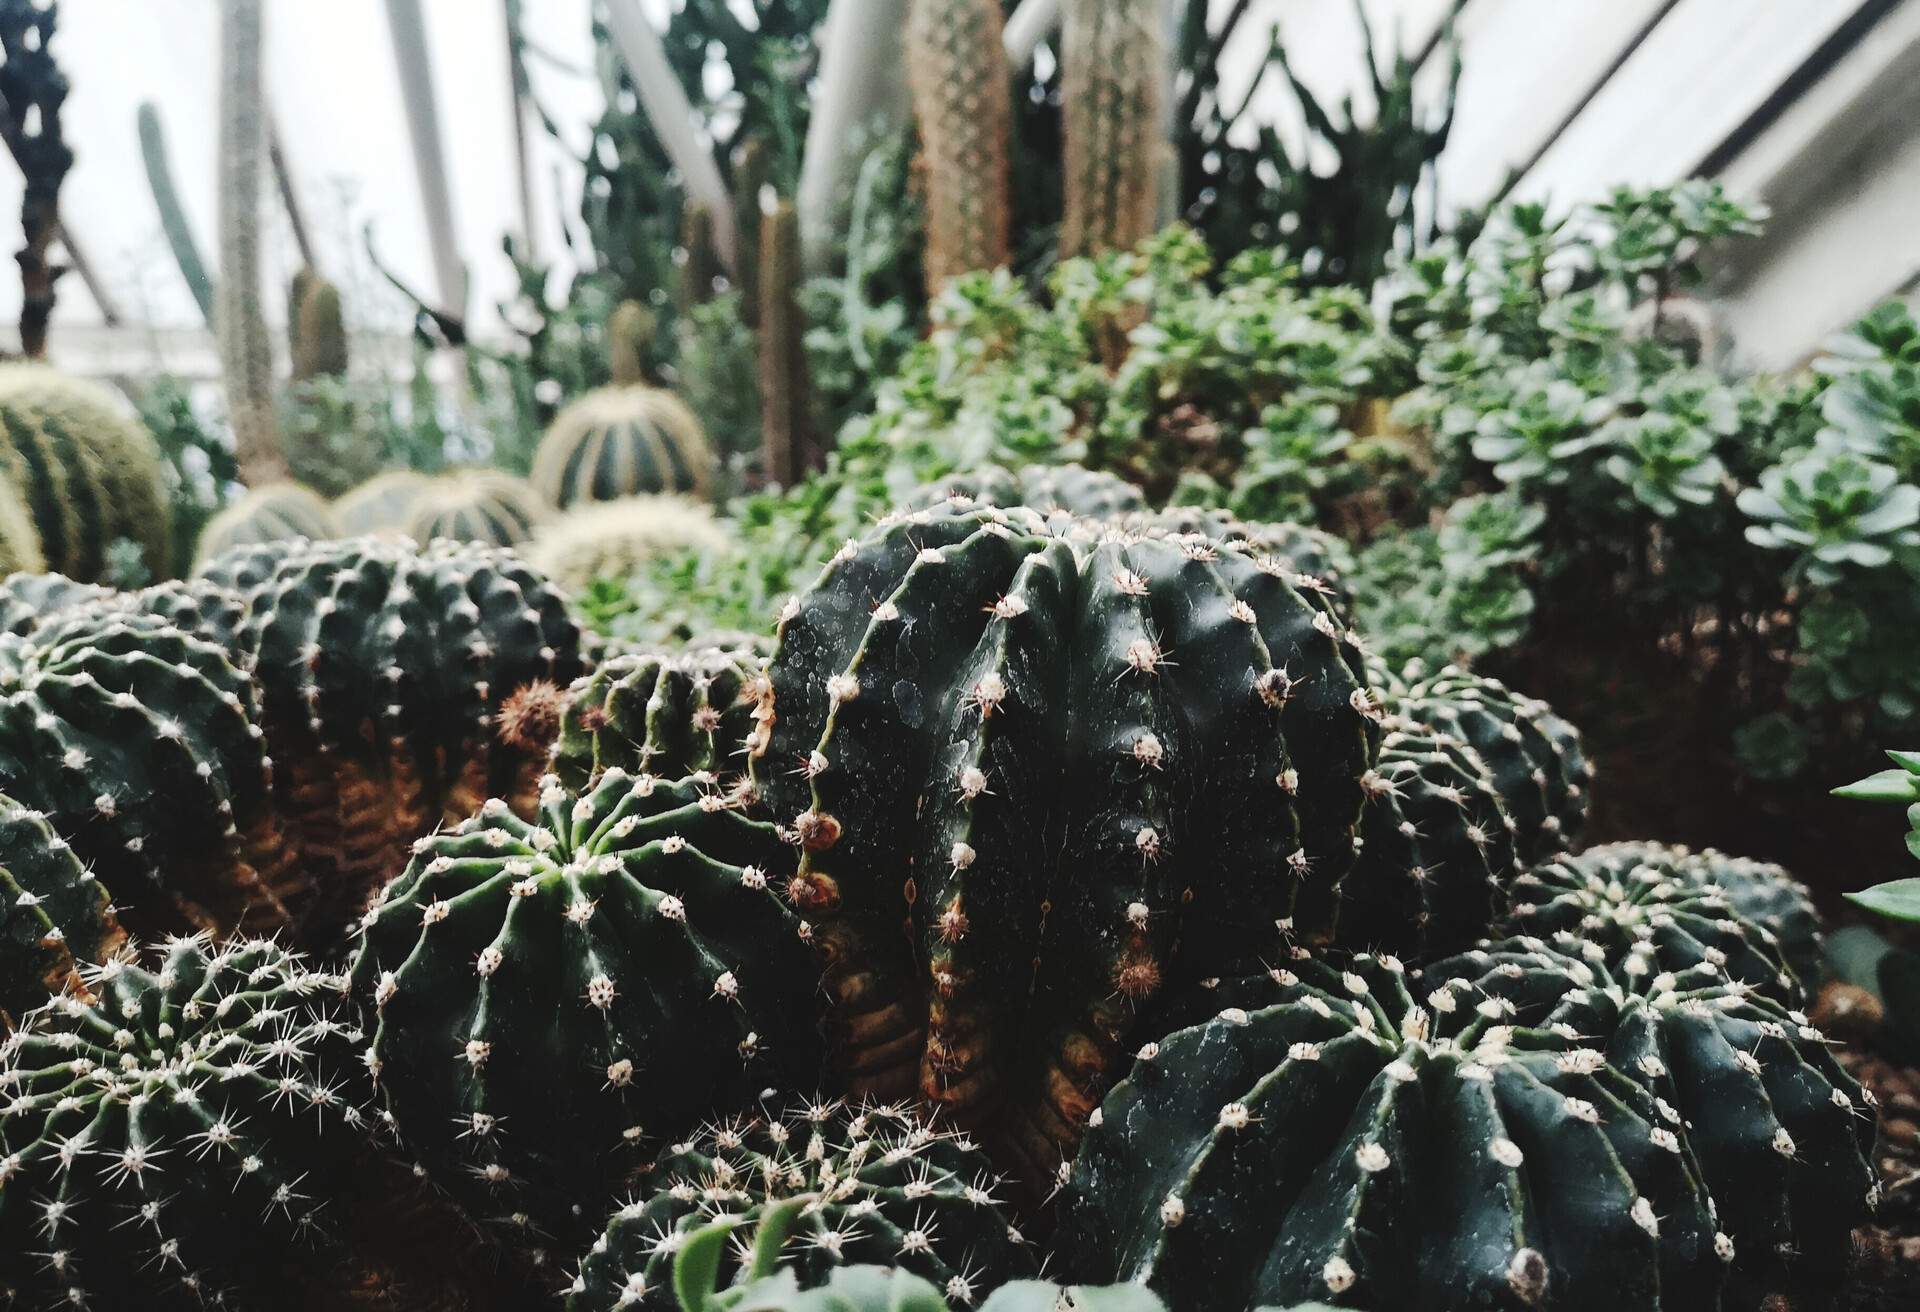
top-left (0, 794), bottom-right (122, 1022)
top-left (199, 536), bottom-right (585, 940)
top-left (334, 469), bottom-right (435, 536)
top-left (0, 364), bottom-right (170, 583)
top-left (526, 494), bottom-right (733, 594)
top-left (191, 479), bottom-right (338, 572)
top-left (566, 1100), bottom-right (1037, 1310)
top-left (1061, 951), bottom-right (1732, 1311)
top-left (0, 936), bottom-right (371, 1309)
top-left (547, 646), bottom-right (768, 792)
top-left (915, 464), bottom-right (1147, 520)
top-left (755, 502), bottom-right (1377, 1173)
top-left (350, 771), bottom-right (823, 1248)
top-left (531, 387), bottom-right (717, 507)
top-left (1138, 508), bottom-right (1356, 605)
top-left (403, 468), bottom-right (549, 548)
top-left (0, 474), bottom-right (43, 577)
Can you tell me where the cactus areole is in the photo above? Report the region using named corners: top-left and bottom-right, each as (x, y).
top-left (754, 502), bottom-right (1378, 1175)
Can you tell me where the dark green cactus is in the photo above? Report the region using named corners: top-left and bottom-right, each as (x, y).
top-left (1063, 951), bottom-right (1731, 1311)
top-left (532, 384), bottom-right (717, 507)
top-left (755, 502), bottom-right (1378, 1174)
top-left (549, 646), bottom-right (769, 792)
top-left (565, 1100), bottom-right (1037, 1310)
top-left (0, 573), bottom-right (247, 651)
top-left (0, 794), bottom-right (122, 1023)
top-left (915, 464), bottom-right (1147, 521)
top-left (190, 479), bottom-right (338, 572)
top-left (1137, 508), bottom-right (1356, 606)
top-left (0, 365), bottom-right (171, 584)
top-left (0, 936), bottom-right (370, 1309)
top-left (403, 468), bottom-right (549, 548)
top-left (349, 771), bottom-right (823, 1249)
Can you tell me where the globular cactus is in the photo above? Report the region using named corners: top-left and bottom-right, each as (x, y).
top-left (191, 479), bottom-right (338, 572)
top-left (197, 536), bottom-right (585, 941)
top-left (566, 1100), bottom-right (1038, 1310)
top-left (546, 647), bottom-right (769, 792)
top-left (915, 464), bottom-right (1148, 521)
top-left (1422, 932), bottom-right (1877, 1305)
top-left (0, 606), bottom-right (298, 937)
top-left (403, 469), bottom-right (549, 548)
top-left (334, 468), bottom-right (436, 536)
top-left (1137, 507), bottom-right (1357, 606)
top-left (532, 385), bottom-right (717, 507)
top-left (0, 795), bottom-right (122, 1023)
top-left (0, 365), bottom-right (170, 583)
top-left (1059, 0), bottom-right (1163, 260)
top-left (1062, 951), bottom-right (1732, 1311)
top-left (525, 494), bottom-right (733, 595)
top-left (905, 0), bottom-right (1012, 293)
top-left (350, 772), bottom-right (823, 1248)
top-left (0, 937), bottom-right (370, 1309)
top-left (0, 474), bottom-right (43, 577)
top-left (0, 573), bottom-right (248, 652)
top-left (289, 266), bottom-right (349, 382)
top-left (755, 502), bottom-right (1378, 1174)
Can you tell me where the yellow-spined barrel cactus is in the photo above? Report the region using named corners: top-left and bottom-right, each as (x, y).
top-left (333, 468), bottom-right (435, 536)
top-left (0, 937), bottom-right (371, 1309)
top-left (402, 468), bottom-right (549, 548)
top-left (548, 645), bottom-right (769, 792)
top-left (0, 365), bottom-right (170, 583)
top-left (525, 494), bottom-right (732, 593)
top-left (565, 1100), bottom-right (1038, 1310)
top-left (906, 0), bottom-right (1012, 291)
top-left (531, 387), bottom-right (716, 507)
top-left (0, 794), bottom-right (122, 1022)
top-left (754, 502), bottom-right (1379, 1173)
top-left (0, 475), bottom-right (44, 577)
top-left (190, 480), bottom-right (338, 573)
top-left (349, 772), bottom-right (823, 1248)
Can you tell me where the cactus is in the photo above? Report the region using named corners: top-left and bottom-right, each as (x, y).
top-left (0, 365), bottom-right (171, 584)
top-left (607, 299), bottom-right (657, 389)
top-left (403, 468), bottom-right (549, 548)
top-left (526, 494), bottom-right (733, 594)
top-left (198, 536), bottom-right (585, 942)
top-left (547, 646), bottom-right (768, 791)
top-left (137, 101), bottom-right (216, 328)
top-left (733, 138), bottom-right (771, 319)
top-left (759, 199), bottom-right (811, 488)
top-left (0, 606), bottom-right (298, 938)
top-left (1421, 933), bottom-right (1877, 1304)
top-left (677, 203), bottom-right (722, 315)
top-left (1059, 0), bottom-right (1162, 260)
top-left (0, 574), bottom-right (248, 654)
top-left (350, 771), bottom-right (823, 1248)
top-left (0, 473), bottom-right (42, 577)
top-left (335, 468), bottom-right (436, 536)
top-left (906, 0), bottom-right (1012, 293)
top-left (1137, 508), bottom-right (1356, 605)
top-left (1062, 951), bottom-right (1733, 1311)
top-left (0, 0), bottom-right (74, 359)
top-left (754, 502), bottom-right (1378, 1173)
top-left (0, 936), bottom-right (370, 1308)
top-left (1502, 841), bottom-right (1817, 1004)
top-left (915, 464), bottom-right (1147, 520)
top-left (0, 794), bottom-right (122, 1022)
top-left (565, 1099), bottom-right (1038, 1310)
top-left (289, 267), bottom-right (349, 382)
top-left (531, 385), bottom-right (717, 507)
top-left (190, 480), bottom-right (338, 572)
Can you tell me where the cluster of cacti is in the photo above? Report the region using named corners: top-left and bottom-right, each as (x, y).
top-left (190, 479), bottom-right (338, 570)
top-left (532, 385), bottom-right (717, 507)
top-left (568, 1099), bottom-right (1037, 1309)
top-left (544, 645), bottom-right (768, 790)
top-left (905, 0), bottom-right (1011, 293)
top-left (0, 794), bottom-right (121, 1021)
top-left (402, 468), bottom-right (549, 547)
top-left (0, 365), bottom-right (170, 583)
top-left (525, 493), bottom-right (733, 593)
top-left (350, 770), bottom-right (823, 1248)
top-left (1059, 0), bottom-right (1164, 260)
top-left (0, 937), bottom-right (370, 1308)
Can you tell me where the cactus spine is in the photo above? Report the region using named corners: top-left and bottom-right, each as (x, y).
top-left (137, 101), bottom-right (216, 328)
top-left (758, 199), bottom-right (810, 486)
top-left (1059, 0), bottom-right (1163, 259)
top-left (906, 0), bottom-right (1012, 292)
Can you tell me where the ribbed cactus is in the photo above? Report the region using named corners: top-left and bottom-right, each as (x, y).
top-left (403, 468), bottom-right (548, 548)
top-left (905, 0), bottom-right (1012, 292)
top-left (532, 386), bottom-right (717, 507)
top-left (754, 502), bottom-right (1377, 1173)
top-left (0, 794), bottom-right (122, 1023)
top-left (916, 464), bottom-right (1147, 520)
top-left (350, 772), bottom-right (823, 1247)
top-left (0, 474), bottom-right (42, 576)
top-left (0, 937), bottom-right (370, 1309)
top-left (1059, 0), bottom-right (1163, 259)
top-left (0, 365), bottom-right (170, 583)
top-left (1062, 951), bottom-right (1733, 1310)
top-left (190, 480), bottom-right (338, 571)
top-left (566, 1100), bottom-right (1037, 1310)
top-left (334, 468), bottom-right (435, 536)
top-left (0, 573), bottom-right (249, 653)
top-left (289, 267), bottom-right (349, 382)
top-left (0, 606), bottom-right (298, 937)
top-left (137, 101), bottom-right (216, 328)
top-left (548, 646), bottom-right (768, 791)
top-left (1139, 508), bottom-right (1357, 605)
top-left (198, 536), bottom-right (584, 941)
top-left (759, 199), bottom-right (810, 488)
top-left (525, 494), bottom-right (733, 594)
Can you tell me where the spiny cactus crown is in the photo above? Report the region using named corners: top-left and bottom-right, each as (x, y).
top-left (550, 647), bottom-right (771, 793)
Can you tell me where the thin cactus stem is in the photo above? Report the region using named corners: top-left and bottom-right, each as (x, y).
top-left (137, 100), bottom-right (216, 328)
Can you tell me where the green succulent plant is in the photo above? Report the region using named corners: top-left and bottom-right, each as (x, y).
top-left (1738, 449), bottom-right (1920, 586)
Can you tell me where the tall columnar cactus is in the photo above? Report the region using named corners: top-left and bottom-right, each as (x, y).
top-left (190, 479), bottom-right (338, 572)
top-left (676, 202), bottom-right (721, 314)
top-left (1422, 935), bottom-right (1877, 1304)
top-left (759, 199), bottom-right (811, 487)
top-left (1059, 0), bottom-right (1162, 260)
top-left (216, 0), bottom-right (288, 485)
top-left (402, 468), bottom-right (548, 548)
top-left (531, 386), bottom-right (717, 507)
top-left (0, 607), bottom-right (298, 937)
top-left (199, 536), bottom-right (585, 941)
top-left (732, 137), bottom-right (771, 319)
top-left (905, 0), bottom-right (1012, 293)
top-left (334, 468), bottom-right (436, 536)
top-left (755, 503), bottom-right (1378, 1173)
top-left (350, 772), bottom-right (824, 1247)
top-left (607, 299), bottom-right (656, 388)
top-left (289, 267), bottom-right (349, 382)
top-left (547, 647), bottom-right (768, 791)
top-left (0, 794), bottom-right (121, 1022)
top-left (0, 937), bottom-right (370, 1309)
top-left (566, 1100), bottom-right (1038, 1310)
top-left (524, 494), bottom-right (732, 595)
top-left (0, 474), bottom-right (41, 577)
top-left (137, 101), bottom-right (216, 328)
top-left (0, 365), bottom-right (171, 583)
top-left (1062, 952), bottom-right (1732, 1310)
